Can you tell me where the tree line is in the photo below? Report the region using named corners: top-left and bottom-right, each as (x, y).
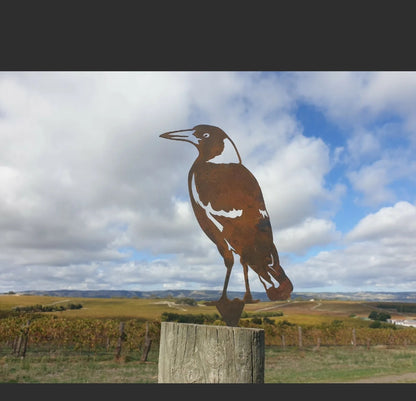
top-left (13, 303), bottom-right (83, 313)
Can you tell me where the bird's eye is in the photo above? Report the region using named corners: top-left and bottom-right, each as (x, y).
top-left (203, 133), bottom-right (210, 138)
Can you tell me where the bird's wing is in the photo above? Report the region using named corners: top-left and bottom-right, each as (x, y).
top-left (192, 163), bottom-right (267, 213)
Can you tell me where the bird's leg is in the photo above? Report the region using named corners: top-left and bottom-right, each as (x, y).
top-left (213, 246), bottom-right (245, 326)
top-left (242, 263), bottom-right (251, 301)
top-left (204, 246), bottom-right (234, 306)
top-left (242, 261), bottom-right (259, 303)
top-left (219, 252), bottom-right (234, 302)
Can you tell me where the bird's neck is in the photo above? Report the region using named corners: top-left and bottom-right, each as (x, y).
top-left (204, 138), bottom-right (241, 164)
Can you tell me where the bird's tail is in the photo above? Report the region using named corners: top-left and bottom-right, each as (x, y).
top-left (263, 244), bottom-right (293, 301)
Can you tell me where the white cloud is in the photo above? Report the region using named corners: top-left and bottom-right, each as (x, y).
top-left (346, 201), bottom-right (416, 242)
top-left (290, 201), bottom-right (416, 292)
top-left (287, 71), bottom-right (372, 124)
top-left (347, 160), bottom-right (396, 206)
top-left (360, 72), bottom-right (416, 126)
top-left (346, 129), bottom-right (380, 162)
top-left (288, 71), bottom-right (416, 131)
top-left (347, 157), bottom-right (416, 206)
top-left (255, 134), bottom-right (338, 229)
top-left (286, 71), bottom-right (416, 210)
top-left (276, 217), bottom-right (341, 255)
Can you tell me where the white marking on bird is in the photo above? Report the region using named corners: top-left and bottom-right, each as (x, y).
top-left (268, 252), bottom-right (274, 268)
top-left (208, 138), bottom-right (241, 164)
top-left (191, 174), bottom-right (243, 232)
top-left (224, 239), bottom-right (237, 252)
top-left (259, 209), bottom-right (268, 218)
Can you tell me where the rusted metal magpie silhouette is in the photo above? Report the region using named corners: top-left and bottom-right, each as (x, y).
top-left (160, 124), bottom-right (293, 326)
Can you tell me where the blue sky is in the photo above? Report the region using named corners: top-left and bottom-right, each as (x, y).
top-left (0, 71), bottom-right (416, 294)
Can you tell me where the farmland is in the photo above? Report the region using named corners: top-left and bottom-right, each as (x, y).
top-left (3, 293), bottom-right (415, 322)
top-left (2, 294), bottom-right (416, 383)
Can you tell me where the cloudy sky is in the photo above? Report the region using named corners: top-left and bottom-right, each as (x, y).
top-left (1, 71), bottom-right (416, 294)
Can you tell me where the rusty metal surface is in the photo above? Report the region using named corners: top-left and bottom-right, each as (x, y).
top-left (160, 124), bottom-right (293, 326)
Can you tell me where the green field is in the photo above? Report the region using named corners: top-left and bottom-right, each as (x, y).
top-left (2, 294), bottom-right (416, 383)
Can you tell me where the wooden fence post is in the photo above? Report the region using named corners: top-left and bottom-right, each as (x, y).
top-left (21, 324), bottom-right (29, 358)
top-left (115, 322), bottom-right (125, 361)
top-left (14, 320), bottom-right (30, 358)
top-left (14, 336), bottom-right (22, 356)
top-left (12, 337), bottom-right (18, 355)
top-left (298, 326), bottom-right (303, 349)
top-left (313, 337), bottom-right (320, 351)
top-left (281, 334), bottom-right (286, 350)
top-left (140, 322), bottom-right (152, 362)
top-left (352, 328), bottom-right (356, 349)
top-left (158, 322), bottom-right (264, 383)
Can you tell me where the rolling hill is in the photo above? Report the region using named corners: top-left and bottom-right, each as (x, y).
top-left (7, 289), bottom-right (416, 302)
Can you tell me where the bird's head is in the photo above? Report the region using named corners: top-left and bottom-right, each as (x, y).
top-left (160, 124), bottom-right (241, 163)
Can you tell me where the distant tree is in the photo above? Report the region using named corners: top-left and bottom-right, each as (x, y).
top-left (369, 311), bottom-right (379, 320)
top-left (174, 297), bottom-right (197, 306)
top-left (378, 312), bottom-right (391, 321)
top-left (161, 312), bottom-right (219, 324)
top-left (263, 317), bottom-right (275, 325)
top-left (277, 319), bottom-right (295, 328)
top-left (368, 311), bottom-right (391, 321)
top-left (68, 303), bottom-right (83, 310)
top-left (12, 302), bottom-right (82, 313)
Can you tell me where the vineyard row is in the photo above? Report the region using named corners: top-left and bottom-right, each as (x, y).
top-left (2, 315), bottom-right (416, 355)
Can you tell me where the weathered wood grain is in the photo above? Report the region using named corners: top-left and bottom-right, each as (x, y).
top-left (158, 322), bottom-right (264, 383)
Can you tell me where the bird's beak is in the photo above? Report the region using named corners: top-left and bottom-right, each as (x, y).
top-left (159, 129), bottom-right (199, 145)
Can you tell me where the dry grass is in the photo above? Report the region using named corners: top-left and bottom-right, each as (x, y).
top-left (265, 345), bottom-right (416, 383)
top-left (0, 295), bottom-right (219, 320)
top-left (0, 348), bottom-right (159, 383)
top-left (2, 345), bottom-right (416, 383)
